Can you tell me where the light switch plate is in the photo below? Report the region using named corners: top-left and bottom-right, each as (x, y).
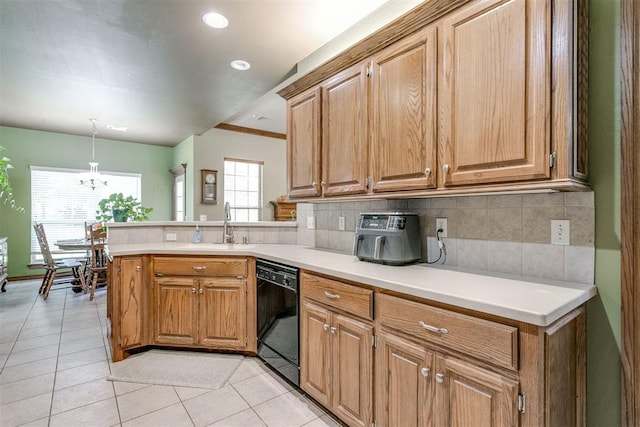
top-left (551, 220), bottom-right (570, 245)
top-left (338, 216), bottom-right (346, 231)
top-left (166, 233), bottom-right (177, 241)
top-left (307, 216), bottom-right (315, 230)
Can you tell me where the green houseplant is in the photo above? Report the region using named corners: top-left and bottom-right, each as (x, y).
top-left (0, 145), bottom-right (23, 212)
top-left (96, 193), bottom-right (153, 222)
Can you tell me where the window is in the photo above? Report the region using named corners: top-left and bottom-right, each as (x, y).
top-left (223, 158), bottom-right (263, 222)
top-left (30, 166), bottom-right (141, 261)
top-left (170, 164), bottom-right (187, 221)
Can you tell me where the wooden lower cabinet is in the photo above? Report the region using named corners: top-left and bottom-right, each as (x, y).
top-left (109, 255), bottom-right (255, 362)
top-left (153, 260), bottom-right (250, 351)
top-left (108, 256), bottom-right (149, 362)
top-left (435, 354), bottom-right (519, 426)
top-left (375, 330), bottom-right (434, 427)
top-left (301, 299), bottom-right (373, 427)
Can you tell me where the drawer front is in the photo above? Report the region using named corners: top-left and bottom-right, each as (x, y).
top-left (377, 293), bottom-right (518, 371)
top-left (154, 257), bottom-right (247, 277)
top-left (302, 272), bottom-right (373, 320)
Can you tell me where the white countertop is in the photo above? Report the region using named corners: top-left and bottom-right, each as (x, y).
top-left (107, 242), bottom-right (597, 327)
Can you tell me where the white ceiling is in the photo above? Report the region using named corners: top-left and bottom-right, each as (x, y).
top-left (0, 0), bottom-right (400, 146)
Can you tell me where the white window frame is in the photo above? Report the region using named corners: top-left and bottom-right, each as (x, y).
top-left (223, 158), bottom-right (263, 222)
top-left (30, 166), bottom-right (142, 262)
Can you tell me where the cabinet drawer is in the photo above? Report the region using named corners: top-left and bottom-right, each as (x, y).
top-left (377, 293), bottom-right (518, 371)
top-left (302, 272), bottom-right (373, 320)
top-left (154, 257), bottom-right (247, 277)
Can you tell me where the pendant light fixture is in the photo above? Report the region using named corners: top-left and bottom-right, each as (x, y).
top-left (79, 118), bottom-right (107, 190)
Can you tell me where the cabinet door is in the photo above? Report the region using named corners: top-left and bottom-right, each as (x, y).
top-left (434, 354), bottom-right (519, 427)
top-left (300, 300), bottom-right (332, 408)
top-left (198, 278), bottom-right (246, 350)
top-left (376, 330), bottom-right (434, 427)
top-left (154, 277), bottom-right (198, 345)
top-left (321, 63), bottom-right (369, 196)
top-left (287, 87), bottom-right (322, 198)
top-left (119, 257), bottom-right (145, 349)
top-left (439, 0), bottom-right (550, 186)
top-left (371, 25), bottom-right (438, 192)
top-left (332, 313), bottom-right (373, 427)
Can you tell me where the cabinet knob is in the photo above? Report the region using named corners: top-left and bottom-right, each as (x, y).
top-left (323, 323), bottom-right (330, 332)
top-left (421, 368), bottom-right (430, 378)
top-left (135, 266), bottom-right (142, 272)
top-left (198, 288), bottom-right (203, 294)
top-left (442, 164), bottom-right (450, 173)
top-left (191, 287), bottom-right (196, 293)
top-left (330, 326), bottom-right (337, 334)
top-left (424, 168), bottom-right (431, 176)
top-left (312, 181), bottom-right (318, 188)
top-left (320, 181), bottom-right (326, 188)
top-left (436, 373), bottom-right (445, 383)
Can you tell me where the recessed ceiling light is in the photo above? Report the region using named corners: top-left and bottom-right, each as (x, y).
top-left (202, 12), bottom-right (228, 29)
top-left (230, 60), bottom-right (250, 71)
top-left (106, 125), bottom-right (128, 132)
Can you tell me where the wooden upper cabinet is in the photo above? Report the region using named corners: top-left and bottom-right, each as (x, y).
top-left (439, 0), bottom-right (551, 187)
top-left (287, 87), bottom-right (322, 198)
top-left (321, 63), bottom-right (369, 196)
top-left (370, 25), bottom-right (438, 192)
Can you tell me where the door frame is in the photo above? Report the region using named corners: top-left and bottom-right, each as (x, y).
top-left (621, 0), bottom-right (639, 423)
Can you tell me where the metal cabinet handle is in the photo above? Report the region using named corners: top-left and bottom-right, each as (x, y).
top-left (330, 326), bottom-right (336, 334)
top-left (191, 287), bottom-right (196, 293)
top-left (198, 288), bottom-right (203, 294)
top-left (436, 373), bottom-right (445, 383)
top-left (424, 168), bottom-right (431, 176)
top-left (421, 368), bottom-right (430, 378)
top-left (418, 321), bottom-right (449, 334)
top-left (323, 323), bottom-right (330, 331)
top-left (442, 164), bottom-right (450, 173)
top-left (312, 181), bottom-right (317, 188)
top-left (135, 266), bottom-right (142, 272)
top-left (320, 181), bottom-right (326, 188)
top-left (192, 266), bottom-right (206, 272)
top-left (324, 291), bottom-right (340, 300)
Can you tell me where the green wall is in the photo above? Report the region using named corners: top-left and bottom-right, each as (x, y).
top-left (587, 0), bottom-right (621, 425)
top-left (0, 126), bottom-right (174, 278)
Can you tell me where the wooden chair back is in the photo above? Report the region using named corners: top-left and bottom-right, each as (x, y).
top-left (33, 222), bottom-right (55, 268)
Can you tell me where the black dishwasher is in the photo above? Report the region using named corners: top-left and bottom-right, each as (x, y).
top-left (256, 259), bottom-right (299, 386)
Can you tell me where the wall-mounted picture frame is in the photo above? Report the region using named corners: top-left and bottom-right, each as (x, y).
top-left (201, 169), bottom-right (217, 204)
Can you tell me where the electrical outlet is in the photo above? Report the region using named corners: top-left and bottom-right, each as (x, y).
top-left (307, 216), bottom-right (316, 230)
top-left (551, 220), bottom-right (570, 245)
top-left (436, 218), bottom-right (448, 238)
top-left (338, 216), bottom-right (346, 231)
top-left (166, 233), bottom-right (177, 241)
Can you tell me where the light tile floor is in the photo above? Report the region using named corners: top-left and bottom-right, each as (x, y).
top-left (0, 280), bottom-right (341, 427)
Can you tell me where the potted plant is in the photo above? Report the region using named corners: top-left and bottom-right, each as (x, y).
top-left (95, 192), bottom-right (153, 222)
top-left (0, 145), bottom-right (23, 212)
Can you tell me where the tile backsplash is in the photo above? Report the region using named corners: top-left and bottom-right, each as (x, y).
top-left (297, 192), bottom-right (595, 284)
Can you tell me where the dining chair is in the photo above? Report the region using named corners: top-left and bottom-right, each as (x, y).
top-left (85, 225), bottom-right (107, 301)
top-left (33, 222), bottom-right (85, 300)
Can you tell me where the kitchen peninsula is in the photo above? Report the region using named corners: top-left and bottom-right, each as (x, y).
top-left (106, 222), bottom-right (595, 427)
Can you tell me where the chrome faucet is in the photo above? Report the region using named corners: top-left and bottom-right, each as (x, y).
top-left (223, 202), bottom-right (234, 243)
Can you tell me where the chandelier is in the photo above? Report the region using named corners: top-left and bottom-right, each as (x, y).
top-left (80, 118), bottom-right (107, 190)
